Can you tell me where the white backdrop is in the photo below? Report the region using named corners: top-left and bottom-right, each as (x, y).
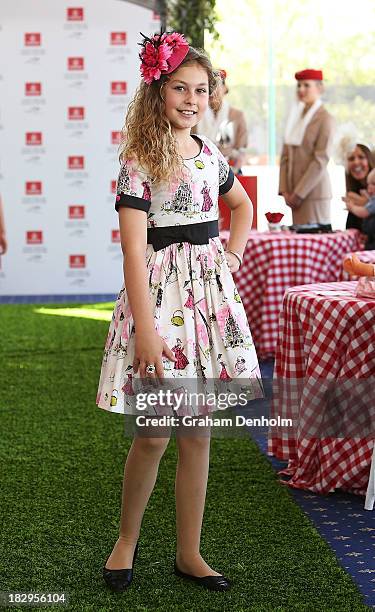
top-left (0, 0), bottom-right (159, 295)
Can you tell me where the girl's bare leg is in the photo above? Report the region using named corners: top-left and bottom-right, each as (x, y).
top-left (105, 428), bottom-right (170, 569)
top-left (175, 427), bottom-right (221, 576)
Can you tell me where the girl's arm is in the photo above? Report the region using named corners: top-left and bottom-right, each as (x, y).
top-left (221, 177), bottom-right (252, 272)
top-left (119, 207), bottom-right (175, 378)
top-left (0, 196), bottom-right (7, 254)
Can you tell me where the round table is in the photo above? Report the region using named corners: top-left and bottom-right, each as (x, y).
top-left (221, 229), bottom-right (365, 359)
top-left (268, 280), bottom-right (375, 496)
top-left (351, 250), bottom-right (375, 264)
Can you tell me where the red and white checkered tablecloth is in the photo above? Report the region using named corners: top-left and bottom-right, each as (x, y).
top-left (351, 250), bottom-right (375, 264)
top-left (221, 229), bottom-right (364, 359)
top-left (268, 280), bottom-right (375, 495)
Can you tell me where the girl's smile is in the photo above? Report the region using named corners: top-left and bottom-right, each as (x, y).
top-left (163, 64), bottom-right (209, 132)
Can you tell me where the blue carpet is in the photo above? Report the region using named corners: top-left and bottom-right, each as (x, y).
top-left (252, 359), bottom-right (375, 608)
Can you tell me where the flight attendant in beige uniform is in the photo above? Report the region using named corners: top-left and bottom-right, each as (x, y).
top-left (279, 69), bottom-right (335, 225)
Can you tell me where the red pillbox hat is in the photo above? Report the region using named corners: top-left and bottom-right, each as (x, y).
top-left (295, 69), bottom-right (323, 81)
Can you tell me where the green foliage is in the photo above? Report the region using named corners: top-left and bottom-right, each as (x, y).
top-left (167, 0), bottom-right (219, 48)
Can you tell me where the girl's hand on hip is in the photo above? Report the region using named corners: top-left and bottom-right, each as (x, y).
top-left (224, 251), bottom-right (240, 273)
top-left (133, 331), bottom-right (176, 379)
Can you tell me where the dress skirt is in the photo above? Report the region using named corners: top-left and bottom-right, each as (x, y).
top-left (96, 237), bottom-right (263, 416)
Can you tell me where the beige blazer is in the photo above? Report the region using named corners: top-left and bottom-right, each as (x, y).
top-left (279, 106), bottom-right (335, 200)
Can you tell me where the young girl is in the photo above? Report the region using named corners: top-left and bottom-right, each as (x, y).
top-left (97, 31), bottom-right (262, 593)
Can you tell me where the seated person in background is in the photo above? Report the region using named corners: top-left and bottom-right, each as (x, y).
top-left (196, 69), bottom-right (248, 174)
top-left (343, 168), bottom-right (375, 250)
top-left (344, 144), bottom-right (374, 230)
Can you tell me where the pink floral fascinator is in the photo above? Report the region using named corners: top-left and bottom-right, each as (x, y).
top-left (139, 31), bottom-right (189, 84)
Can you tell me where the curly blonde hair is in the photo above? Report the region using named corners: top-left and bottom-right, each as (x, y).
top-left (120, 47), bottom-right (219, 183)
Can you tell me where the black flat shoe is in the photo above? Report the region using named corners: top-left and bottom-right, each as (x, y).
top-left (174, 560), bottom-right (231, 591)
top-left (102, 542), bottom-right (139, 592)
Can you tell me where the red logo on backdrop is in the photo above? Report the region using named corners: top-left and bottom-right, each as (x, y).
top-left (68, 106), bottom-right (85, 121)
top-left (111, 131), bottom-right (121, 145)
top-left (111, 81), bottom-right (127, 95)
top-left (111, 230), bottom-right (121, 243)
top-left (26, 132), bottom-right (42, 146)
top-left (68, 156), bottom-right (85, 170)
top-left (110, 32), bottom-right (127, 45)
top-left (26, 181), bottom-right (42, 195)
top-left (25, 82), bottom-right (42, 96)
top-left (67, 57), bottom-right (84, 71)
top-left (67, 7), bottom-right (84, 21)
top-left (111, 180), bottom-right (117, 194)
top-left (24, 33), bottom-right (41, 46)
top-left (68, 205), bottom-right (85, 219)
top-left (69, 254), bottom-right (86, 268)
top-left (26, 231), bottom-right (43, 245)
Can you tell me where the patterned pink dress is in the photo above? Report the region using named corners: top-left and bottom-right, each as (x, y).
top-left (96, 135), bottom-right (262, 416)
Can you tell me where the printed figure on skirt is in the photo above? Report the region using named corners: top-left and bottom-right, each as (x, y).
top-left (96, 31), bottom-right (262, 594)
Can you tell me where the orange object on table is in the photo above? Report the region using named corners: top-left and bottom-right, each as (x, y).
top-left (219, 175), bottom-right (257, 230)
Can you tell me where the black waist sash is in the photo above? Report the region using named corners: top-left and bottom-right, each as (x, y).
top-left (147, 220), bottom-right (219, 251)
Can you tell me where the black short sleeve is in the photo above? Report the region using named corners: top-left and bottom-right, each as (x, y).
top-left (115, 160), bottom-right (151, 213)
top-left (219, 167), bottom-right (235, 195)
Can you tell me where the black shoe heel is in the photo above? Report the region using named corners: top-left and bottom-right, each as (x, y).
top-left (102, 542), bottom-right (139, 592)
top-left (174, 560), bottom-right (231, 591)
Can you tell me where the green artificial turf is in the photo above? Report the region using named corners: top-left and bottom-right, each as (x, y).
top-left (0, 303), bottom-right (370, 612)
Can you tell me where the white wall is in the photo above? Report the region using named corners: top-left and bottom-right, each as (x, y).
top-left (0, 0), bottom-right (159, 295)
